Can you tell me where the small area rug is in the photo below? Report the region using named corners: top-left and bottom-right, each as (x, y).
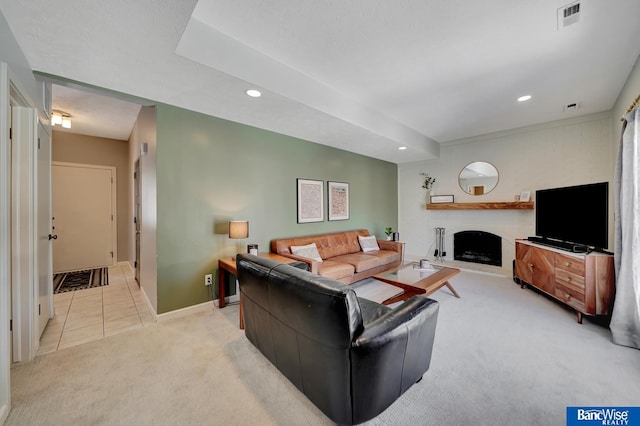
top-left (53, 267), bottom-right (109, 294)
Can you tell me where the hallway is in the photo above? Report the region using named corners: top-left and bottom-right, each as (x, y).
top-left (37, 264), bottom-right (154, 355)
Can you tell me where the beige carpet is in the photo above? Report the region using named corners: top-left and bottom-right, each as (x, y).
top-left (7, 271), bottom-right (640, 425)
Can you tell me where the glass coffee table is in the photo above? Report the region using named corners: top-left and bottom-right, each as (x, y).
top-left (373, 262), bottom-right (461, 305)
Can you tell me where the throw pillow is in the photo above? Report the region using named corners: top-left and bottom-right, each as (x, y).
top-left (290, 242), bottom-right (323, 262)
top-left (358, 235), bottom-right (380, 252)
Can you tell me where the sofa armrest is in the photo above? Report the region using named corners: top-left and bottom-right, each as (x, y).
top-left (377, 239), bottom-right (403, 256)
top-left (272, 253), bottom-right (319, 274)
top-left (354, 296), bottom-right (438, 346)
top-left (349, 296), bottom-right (439, 423)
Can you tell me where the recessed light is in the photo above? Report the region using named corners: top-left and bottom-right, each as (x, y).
top-left (398, 146), bottom-right (407, 150)
top-left (246, 89), bottom-right (261, 98)
top-left (517, 95), bottom-right (532, 102)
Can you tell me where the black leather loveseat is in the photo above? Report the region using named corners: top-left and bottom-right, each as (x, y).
top-left (236, 253), bottom-right (440, 425)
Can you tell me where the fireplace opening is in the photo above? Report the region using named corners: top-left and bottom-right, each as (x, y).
top-left (454, 231), bottom-right (502, 267)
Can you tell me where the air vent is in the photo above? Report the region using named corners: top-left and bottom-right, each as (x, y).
top-left (564, 102), bottom-right (581, 112)
top-left (558, 2), bottom-right (580, 29)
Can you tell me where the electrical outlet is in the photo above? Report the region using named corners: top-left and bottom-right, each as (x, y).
top-left (205, 274), bottom-right (212, 286)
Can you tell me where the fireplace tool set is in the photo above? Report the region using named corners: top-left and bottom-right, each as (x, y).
top-left (434, 227), bottom-right (446, 261)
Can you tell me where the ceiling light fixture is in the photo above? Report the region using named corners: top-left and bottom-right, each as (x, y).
top-left (51, 110), bottom-right (72, 128)
top-left (517, 95), bottom-right (532, 102)
top-left (246, 89), bottom-right (262, 98)
top-left (398, 146), bottom-right (407, 150)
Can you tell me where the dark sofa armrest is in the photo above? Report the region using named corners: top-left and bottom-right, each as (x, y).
top-left (350, 296), bottom-right (439, 422)
top-left (353, 296), bottom-right (438, 346)
top-left (272, 253), bottom-right (319, 274)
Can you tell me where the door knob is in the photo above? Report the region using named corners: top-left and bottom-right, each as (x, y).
top-left (48, 234), bottom-right (57, 240)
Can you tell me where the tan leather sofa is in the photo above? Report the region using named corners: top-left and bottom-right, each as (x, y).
top-left (270, 229), bottom-right (403, 284)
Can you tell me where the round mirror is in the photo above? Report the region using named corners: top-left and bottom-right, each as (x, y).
top-left (458, 161), bottom-right (499, 195)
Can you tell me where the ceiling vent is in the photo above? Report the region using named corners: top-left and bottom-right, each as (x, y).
top-left (558, 2), bottom-right (581, 29)
top-left (564, 102), bottom-right (581, 112)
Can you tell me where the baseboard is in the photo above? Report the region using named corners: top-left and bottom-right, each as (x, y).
top-left (156, 301), bottom-right (213, 322)
top-left (213, 294), bottom-right (240, 308)
top-left (138, 286), bottom-right (157, 320)
top-left (116, 261), bottom-right (134, 273)
top-left (0, 403), bottom-right (8, 424)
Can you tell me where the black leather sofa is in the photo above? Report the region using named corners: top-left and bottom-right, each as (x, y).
top-left (236, 253), bottom-right (440, 425)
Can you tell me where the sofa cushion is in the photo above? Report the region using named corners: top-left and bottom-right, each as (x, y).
top-left (330, 253), bottom-right (389, 273)
top-left (358, 235), bottom-right (380, 252)
top-left (321, 231), bottom-right (363, 258)
top-left (362, 249), bottom-right (401, 266)
top-left (271, 230), bottom-right (372, 259)
top-left (290, 242), bottom-right (323, 262)
top-left (318, 260), bottom-right (355, 280)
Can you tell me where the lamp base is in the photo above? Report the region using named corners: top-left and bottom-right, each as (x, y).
top-left (247, 244), bottom-right (258, 255)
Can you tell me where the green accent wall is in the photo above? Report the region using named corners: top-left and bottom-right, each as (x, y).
top-left (156, 104), bottom-right (398, 314)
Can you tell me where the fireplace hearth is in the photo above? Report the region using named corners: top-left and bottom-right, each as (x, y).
top-left (454, 231), bottom-right (502, 267)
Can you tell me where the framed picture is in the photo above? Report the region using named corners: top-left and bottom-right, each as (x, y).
top-left (520, 190), bottom-right (531, 202)
top-left (430, 194), bottom-right (454, 203)
top-left (328, 181), bottom-right (349, 221)
top-left (297, 179), bottom-right (324, 223)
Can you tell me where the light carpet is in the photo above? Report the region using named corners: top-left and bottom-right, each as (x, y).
top-left (7, 271), bottom-right (639, 425)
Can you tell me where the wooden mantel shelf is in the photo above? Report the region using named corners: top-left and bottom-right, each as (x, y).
top-left (426, 201), bottom-right (534, 210)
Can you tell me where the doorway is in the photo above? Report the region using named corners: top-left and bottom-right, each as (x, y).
top-left (51, 162), bottom-right (116, 273)
top-left (9, 89), bottom-right (52, 364)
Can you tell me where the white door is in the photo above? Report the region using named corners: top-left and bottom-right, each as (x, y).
top-left (52, 163), bottom-right (115, 273)
top-left (37, 123), bottom-right (52, 336)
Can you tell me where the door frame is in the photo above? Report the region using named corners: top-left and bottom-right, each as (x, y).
top-left (52, 161), bottom-right (118, 272)
top-left (10, 91), bottom-right (39, 364)
top-left (134, 158), bottom-right (141, 284)
top-left (37, 121), bottom-right (53, 337)
top-left (0, 60), bottom-right (12, 425)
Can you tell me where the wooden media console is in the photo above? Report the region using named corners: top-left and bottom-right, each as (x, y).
top-left (514, 240), bottom-right (615, 323)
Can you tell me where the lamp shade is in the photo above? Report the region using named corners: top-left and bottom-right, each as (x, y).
top-left (229, 221), bottom-right (249, 239)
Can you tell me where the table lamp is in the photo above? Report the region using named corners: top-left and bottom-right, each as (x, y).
top-left (229, 220), bottom-right (257, 255)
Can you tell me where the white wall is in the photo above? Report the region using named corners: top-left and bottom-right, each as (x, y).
top-left (399, 112), bottom-right (614, 276)
top-left (612, 54), bottom-right (640, 146)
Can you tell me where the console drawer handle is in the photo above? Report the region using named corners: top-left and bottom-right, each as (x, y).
top-left (565, 277), bottom-right (571, 282)
top-left (564, 261), bottom-right (570, 267)
top-left (528, 263), bottom-right (534, 269)
top-left (564, 293), bottom-right (571, 301)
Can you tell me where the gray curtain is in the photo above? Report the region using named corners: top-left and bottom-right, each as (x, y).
top-left (610, 105), bottom-right (640, 349)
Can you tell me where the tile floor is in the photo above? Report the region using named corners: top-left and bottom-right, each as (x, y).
top-left (37, 264), bottom-right (155, 356)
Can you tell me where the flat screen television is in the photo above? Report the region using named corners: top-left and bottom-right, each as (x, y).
top-left (534, 182), bottom-right (608, 251)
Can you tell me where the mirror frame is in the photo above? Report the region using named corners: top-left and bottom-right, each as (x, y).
top-left (458, 161), bottom-right (499, 195)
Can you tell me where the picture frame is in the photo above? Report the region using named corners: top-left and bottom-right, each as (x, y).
top-left (430, 194), bottom-right (454, 204)
top-left (297, 179), bottom-right (324, 223)
top-left (519, 190), bottom-right (531, 202)
top-left (328, 181), bottom-right (349, 221)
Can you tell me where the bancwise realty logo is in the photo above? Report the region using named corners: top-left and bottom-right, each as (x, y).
top-left (567, 407), bottom-right (640, 425)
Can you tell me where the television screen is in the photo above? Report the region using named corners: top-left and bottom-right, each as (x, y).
top-left (535, 182), bottom-right (608, 250)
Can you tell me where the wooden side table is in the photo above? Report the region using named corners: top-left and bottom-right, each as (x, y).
top-left (217, 253), bottom-right (298, 329)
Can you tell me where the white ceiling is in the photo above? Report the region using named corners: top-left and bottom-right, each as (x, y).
top-left (50, 84), bottom-right (142, 141)
top-left (2, 0), bottom-right (639, 163)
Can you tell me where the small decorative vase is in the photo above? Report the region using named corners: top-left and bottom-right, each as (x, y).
top-left (425, 190), bottom-right (431, 204)
top-left (386, 235), bottom-right (392, 241)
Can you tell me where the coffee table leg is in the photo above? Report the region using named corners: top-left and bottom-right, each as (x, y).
top-left (445, 281), bottom-right (460, 298)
